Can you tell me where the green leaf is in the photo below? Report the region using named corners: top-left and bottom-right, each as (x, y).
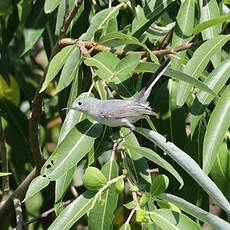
top-left (203, 85), bottom-right (230, 174)
top-left (40, 45), bottom-right (75, 92)
top-left (122, 143), bottom-right (184, 188)
top-left (210, 142), bottom-right (230, 201)
top-left (84, 52), bottom-right (119, 81)
top-left (151, 175), bottom-right (169, 195)
top-left (21, 1), bottom-right (47, 56)
top-left (0, 172), bottom-right (11, 177)
top-left (120, 223), bottom-right (131, 230)
top-left (55, 166), bottom-right (75, 214)
top-left (48, 191), bottom-right (96, 230)
top-left (121, 128), bottom-right (151, 185)
top-left (131, 0), bottom-right (176, 38)
top-left (41, 120), bottom-right (103, 180)
top-left (44, 0), bottom-right (62, 14)
top-left (199, 0), bottom-right (221, 67)
top-left (115, 54), bottom-right (141, 76)
top-left (88, 160), bottom-right (119, 230)
top-left (135, 127), bottom-right (230, 213)
top-left (99, 32), bottom-right (158, 62)
top-left (55, 47), bottom-right (81, 94)
top-left (135, 62), bottom-right (216, 97)
top-left (171, 0), bottom-right (195, 70)
top-left (190, 58), bottom-right (230, 135)
top-left (176, 35), bottom-right (230, 106)
top-left (24, 175), bottom-right (50, 202)
top-left (81, 5), bottom-right (121, 41)
top-left (149, 209), bottom-right (201, 230)
top-left (159, 193), bottom-right (230, 229)
top-left (193, 13), bottom-right (230, 35)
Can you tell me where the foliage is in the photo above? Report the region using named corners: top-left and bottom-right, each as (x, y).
top-left (0, 0), bottom-right (230, 229)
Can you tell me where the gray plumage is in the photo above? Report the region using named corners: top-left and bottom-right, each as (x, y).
top-left (67, 57), bottom-right (171, 130)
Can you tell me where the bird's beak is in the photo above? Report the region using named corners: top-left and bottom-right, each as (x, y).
top-left (61, 107), bottom-right (74, 111)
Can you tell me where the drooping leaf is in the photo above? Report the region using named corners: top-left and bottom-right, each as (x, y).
top-left (135, 127), bottom-right (230, 214)
top-left (122, 143), bottom-right (184, 188)
top-left (199, 0), bottom-right (221, 67)
top-left (176, 35), bottom-right (230, 106)
top-left (21, 0), bottom-right (47, 56)
top-left (203, 85), bottom-right (230, 174)
top-left (159, 193), bottom-right (230, 229)
top-left (40, 45), bottom-right (75, 92)
top-left (149, 209), bottom-right (201, 230)
top-left (190, 58), bottom-right (230, 135)
top-left (55, 47), bottom-right (81, 94)
top-left (193, 13), bottom-right (230, 35)
top-left (24, 175), bottom-right (50, 202)
top-left (48, 191), bottom-right (96, 230)
top-left (210, 142), bottom-right (230, 202)
top-left (81, 5), bottom-right (121, 41)
top-left (130, 0), bottom-right (176, 38)
top-left (88, 160), bottom-right (119, 230)
top-left (41, 120), bottom-right (102, 180)
top-left (44, 0), bottom-right (62, 14)
top-left (135, 62), bottom-right (216, 97)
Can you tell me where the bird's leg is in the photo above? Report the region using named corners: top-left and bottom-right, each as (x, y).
top-left (116, 121), bottom-right (135, 145)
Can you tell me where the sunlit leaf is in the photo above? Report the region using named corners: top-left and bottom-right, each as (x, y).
top-left (203, 85), bottom-right (230, 174)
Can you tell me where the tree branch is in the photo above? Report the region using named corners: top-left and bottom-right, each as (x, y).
top-left (0, 114), bottom-right (9, 203)
top-left (0, 168), bottom-right (37, 229)
top-left (57, 38), bottom-right (204, 57)
top-left (59, 0), bottom-right (83, 39)
top-left (13, 198), bottom-right (23, 230)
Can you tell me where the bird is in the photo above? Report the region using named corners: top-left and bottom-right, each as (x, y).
top-left (64, 56), bottom-right (171, 134)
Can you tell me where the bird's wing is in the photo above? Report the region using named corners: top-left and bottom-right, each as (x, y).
top-left (99, 103), bottom-right (155, 119)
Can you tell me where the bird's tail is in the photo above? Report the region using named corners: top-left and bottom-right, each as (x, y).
top-left (135, 56), bottom-right (171, 103)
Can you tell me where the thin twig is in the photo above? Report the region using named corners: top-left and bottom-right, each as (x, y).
top-left (0, 168), bottom-right (37, 229)
top-left (23, 200), bottom-right (72, 226)
top-left (64, 0), bottom-right (69, 24)
top-left (59, 0), bottom-right (83, 39)
top-left (0, 114), bottom-right (9, 203)
top-left (57, 38), bottom-right (204, 57)
top-left (13, 198), bottom-right (23, 230)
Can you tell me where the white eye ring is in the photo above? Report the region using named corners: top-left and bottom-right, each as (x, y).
top-left (78, 101), bottom-right (82, 106)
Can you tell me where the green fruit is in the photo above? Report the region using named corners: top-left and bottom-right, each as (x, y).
top-left (115, 178), bottom-right (124, 193)
top-left (136, 209), bottom-right (147, 222)
top-left (139, 193), bottom-right (147, 208)
top-left (83, 167), bottom-right (107, 191)
top-left (150, 174), bottom-right (169, 195)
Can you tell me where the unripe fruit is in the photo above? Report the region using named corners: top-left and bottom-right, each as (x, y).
top-left (140, 193), bottom-right (147, 208)
top-left (136, 209), bottom-right (147, 222)
top-left (83, 167), bottom-right (107, 191)
top-left (115, 178), bottom-right (124, 193)
top-left (150, 174), bottom-right (169, 195)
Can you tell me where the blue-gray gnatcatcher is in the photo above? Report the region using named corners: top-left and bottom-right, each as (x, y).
top-left (65, 57), bottom-right (171, 132)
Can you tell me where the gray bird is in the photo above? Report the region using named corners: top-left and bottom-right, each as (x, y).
top-left (65, 57), bottom-right (171, 132)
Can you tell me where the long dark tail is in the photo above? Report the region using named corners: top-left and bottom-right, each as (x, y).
top-left (136, 56), bottom-right (171, 103)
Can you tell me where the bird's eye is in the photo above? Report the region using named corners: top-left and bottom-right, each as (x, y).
top-left (78, 101), bottom-right (82, 106)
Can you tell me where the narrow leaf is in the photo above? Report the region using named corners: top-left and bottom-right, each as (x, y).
top-left (159, 193), bottom-right (230, 230)
top-left (191, 58), bottom-right (230, 135)
top-left (81, 5), bottom-right (121, 41)
top-left (48, 191), bottom-right (96, 230)
top-left (88, 160), bottom-right (118, 230)
top-left (203, 85), bottom-right (230, 174)
top-left (40, 45), bottom-right (75, 92)
top-left (149, 209), bottom-right (201, 230)
top-left (122, 143), bottom-right (184, 188)
top-left (176, 35), bottom-right (230, 106)
top-left (24, 175), bottom-right (50, 202)
top-left (135, 127), bottom-right (230, 213)
top-left (45, 0), bottom-right (62, 14)
top-left (55, 47), bottom-right (81, 94)
top-left (193, 13), bottom-right (230, 35)
top-left (135, 62), bottom-right (216, 97)
top-left (41, 120), bottom-right (102, 180)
